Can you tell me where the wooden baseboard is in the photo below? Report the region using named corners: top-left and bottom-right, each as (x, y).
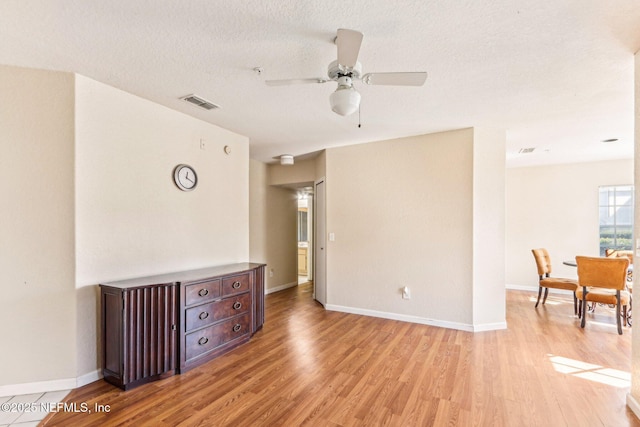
top-left (265, 281), bottom-right (298, 294)
top-left (0, 378), bottom-right (77, 398)
top-left (325, 303), bottom-right (507, 332)
top-left (0, 370), bottom-right (103, 398)
top-left (627, 393), bottom-right (640, 420)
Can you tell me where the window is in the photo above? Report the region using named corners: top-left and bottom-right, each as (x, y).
top-left (298, 209), bottom-right (308, 242)
top-left (599, 185), bottom-right (634, 256)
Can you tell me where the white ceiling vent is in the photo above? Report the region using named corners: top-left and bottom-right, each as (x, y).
top-left (180, 94), bottom-right (220, 110)
top-left (518, 147), bottom-right (536, 154)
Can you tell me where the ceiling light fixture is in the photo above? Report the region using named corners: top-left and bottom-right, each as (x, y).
top-left (329, 76), bottom-right (361, 116)
top-left (280, 155), bottom-right (294, 165)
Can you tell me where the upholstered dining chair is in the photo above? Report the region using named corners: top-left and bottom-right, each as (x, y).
top-left (531, 248), bottom-right (578, 314)
top-left (575, 256), bottom-right (630, 335)
top-left (605, 248), bottom-right (634, 284)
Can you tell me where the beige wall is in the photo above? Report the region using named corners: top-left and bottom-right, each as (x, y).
top-left (249, 159), bottom-right (298, 292)
top-left (264, 186), bottom-right (297, 290)
top-left (249, 160), bottom-right (269, 265)
top-left (0, 65), bottom-right (252, 392)
top-left (269, 157), bottom-right (316, 187)
top-left (75, 75), bottom-right (249, 285)
top-left (506, 159), bottom-right (633, 289)
top-left (74, 75), bottom-right (250, 378)
top-left (0, 66), bottom-right (77, 387)
top-left (324, 128), bottom-right (504, 329)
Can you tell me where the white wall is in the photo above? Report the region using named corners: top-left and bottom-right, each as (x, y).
top-left (506, 159), bottom-right (633, 289)
top-left (629, 49), bottom-right (640, 416)
top-left (0, 66), bottom-right (77, 388)
top-left (324, 128), bottom-right (504, 330)
top-left (472, 128), bottom-right (506, 328)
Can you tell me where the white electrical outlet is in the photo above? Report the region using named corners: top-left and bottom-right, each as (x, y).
top-left (200, 138), bottom-right (206, 150)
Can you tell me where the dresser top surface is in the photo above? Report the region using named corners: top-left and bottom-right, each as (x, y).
top-left (100, 263), bottom-right (265, 289)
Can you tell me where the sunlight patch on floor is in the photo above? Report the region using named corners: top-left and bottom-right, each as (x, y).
top-left (548, 354), bottom-right (630, 388)
top-left (527, 296), bottom-right (569, 306)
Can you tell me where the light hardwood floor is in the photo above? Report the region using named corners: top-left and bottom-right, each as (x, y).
top-left (42, 284), bottom-right (640, 426)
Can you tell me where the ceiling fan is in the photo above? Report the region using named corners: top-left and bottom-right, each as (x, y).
top-left (265, 29), bottom-right (428, 116)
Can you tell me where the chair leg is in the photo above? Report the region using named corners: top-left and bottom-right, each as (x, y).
top-left (577, 296), bottom-right (582, 318)
top-left (535, 286), bottom-right (543, 307)
top-left (615, 290), bottom-right (624, 335)
top-left (622, 305), bottom-right (628, 327)
top-left (542, 288), bottom-right (549, 305)
top-left (573, 292), bottom-right (577, 315)
top-left (581, 296), bottom-right (587, 328)
top-left (616, 299), bottom-right (622, 335)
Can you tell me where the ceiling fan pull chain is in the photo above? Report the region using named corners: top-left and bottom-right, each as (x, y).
top-left (358, 104), bottom-right (362, 128)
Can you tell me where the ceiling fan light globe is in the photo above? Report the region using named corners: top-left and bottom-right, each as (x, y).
top-left (330, 88), bottom-right (361, 116)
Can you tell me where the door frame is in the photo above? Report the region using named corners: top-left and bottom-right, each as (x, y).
top-left (314, 177), bottom-right (326, 305)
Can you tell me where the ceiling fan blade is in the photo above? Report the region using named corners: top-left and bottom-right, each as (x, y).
top-left (336, 29), bottom-right (363, 69)
top-left (265, 78), bottom-right (330, 86)
top-left (361, 72), bottom-right (428, 86)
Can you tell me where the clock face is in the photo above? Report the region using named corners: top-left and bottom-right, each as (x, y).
top-left (173, 164), bottom-right (197, 191)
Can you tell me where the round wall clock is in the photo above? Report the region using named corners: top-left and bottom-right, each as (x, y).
top-left (173, 164), bottom-right (197, 191)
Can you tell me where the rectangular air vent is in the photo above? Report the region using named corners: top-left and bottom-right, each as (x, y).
top-left (518, 147), bottom-right (536, 154)
top-left (180, 94), bottom-right (220, 111)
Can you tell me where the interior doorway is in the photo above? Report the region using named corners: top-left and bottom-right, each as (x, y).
top-left (297, 189), bottom-right (313, 285)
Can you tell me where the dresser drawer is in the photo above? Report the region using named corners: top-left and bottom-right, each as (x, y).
top-left (185, 292), bottom-right (250, 332)
top-left (185, 313), bottom-right (250, 361)
top-left (222, 273), bottom-right (250, 297)
top-left (184, 279), bottom-right (221, 306)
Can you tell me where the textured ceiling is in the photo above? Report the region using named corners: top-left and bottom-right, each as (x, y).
top-left (1, 1), bottom-right (640, 167)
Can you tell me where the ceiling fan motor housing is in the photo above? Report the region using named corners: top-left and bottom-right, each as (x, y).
top-left (328, 60), bottom-right (362, 80)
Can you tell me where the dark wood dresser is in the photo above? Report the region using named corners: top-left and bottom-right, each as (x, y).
top-left (100, 263), bottom-right (265, 390)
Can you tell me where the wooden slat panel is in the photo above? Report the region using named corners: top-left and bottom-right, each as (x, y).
top-left (123, 284), bottom-right (177, 384)
top-left (101, 290), bottom-right (122, 376)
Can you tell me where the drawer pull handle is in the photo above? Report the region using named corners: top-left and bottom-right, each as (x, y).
top-left (199, 311), bottom-right (209, 320)
top-left (198, 337), bottom-right (209, 346)
top-left (232, 281), bottom-right (242, 289)
top-left (233, 301), bottom-right (242, 310)
top-left (233, 324), bottom-right (242, 333)
top-left (198, 288), bottom-right (209, 297)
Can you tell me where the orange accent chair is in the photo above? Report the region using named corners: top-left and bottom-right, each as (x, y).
top-left (531, 248), bottom-right (578, 313)
top-left (575, 256), bottom-right (630, 335)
